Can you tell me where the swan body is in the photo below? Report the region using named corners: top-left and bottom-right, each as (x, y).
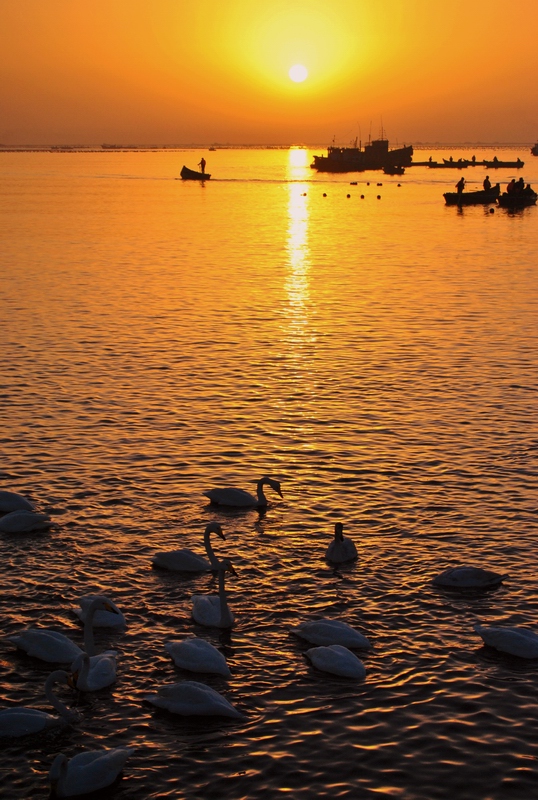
top-left (433, 566), bottom-right (507, 589)
top-left (0, 670), bottom-right (76, 737)
top-left (306, 644), bottom-right (366, 679)
top-left (71, 651), bottom-right (117, 691)
top-left (73, 594), bottom-right (126, 628)
top-left (291, 618), bottom-right (371, 649)
top-left (474, 624), bottom-right (538, 658)
top-left (7, 597), bottom-right (116, 662)
top-left (152, 521), bottom-right (225, 571)
top-left (325, 522), bottom-right (357, 563)
top-left (165, 637), bottom-right (231, 678)
top-left (203, 476), bottom-right (283, 508)
top-left (145, 680), bottom-right (243, 718)
top-left (192, 560), bottom-right (236, 628)
top-left (0, 490), bottom-right (35, 513)
top-left (49, 747), bottom-right (134, 797)
top-left (0, 510), bottom-right (52, 533)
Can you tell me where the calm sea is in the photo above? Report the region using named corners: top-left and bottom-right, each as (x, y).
top-left (1, 146), bottom-right (537, 799)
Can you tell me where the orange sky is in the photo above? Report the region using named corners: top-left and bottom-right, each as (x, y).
top-left (1, 0), bottom-right (537, 145)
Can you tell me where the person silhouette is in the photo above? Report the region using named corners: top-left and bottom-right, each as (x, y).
top-left (483, 175), bottom-right (491, 191)
top-left (456, 177), bottom-right (465, 194)
top-left (199, 157), bottom-right (206, 174)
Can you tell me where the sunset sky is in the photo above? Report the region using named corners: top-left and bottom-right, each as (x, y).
top-left (2, 0), bottom-right (537, 145)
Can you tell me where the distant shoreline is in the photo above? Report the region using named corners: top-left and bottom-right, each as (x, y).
top-left (0, 143), bottom-right (534, 153)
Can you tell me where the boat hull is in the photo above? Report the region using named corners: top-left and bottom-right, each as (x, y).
top-left (444, 187), bottom-right (500, 205)
top-left (180, 166), bottom-right (211, 180)
top-left (497, 191), bottom-right (537, 208)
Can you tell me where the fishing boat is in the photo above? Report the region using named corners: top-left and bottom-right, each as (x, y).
top-left (443, 185), bottom-right (501, 205)
top-left (497, 189), bottom-right (537, 208)
top-left (180, 165), bottom-right (211, 180)
top-left (383, 165), bottom-right (405, 175)
top-left (531, 143), bottom-right (538, 156)
top-left (311, 136), bottom-right (413, 173)
top-left (482, 158), bottom-right (524, 169)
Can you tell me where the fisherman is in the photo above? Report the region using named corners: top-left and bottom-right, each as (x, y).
top-left (506, 178), bottom-right (516, 194)
top-left (483, 175), bottom-right (492, 191)
top-left (456, 176), bottom-right (465, 194)
top-left (198, 157), bottom-right (206, 174)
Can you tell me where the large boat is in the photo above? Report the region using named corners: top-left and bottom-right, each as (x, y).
top-left (311, 136), bottom-right (413, 173)
top-left (443, 185), bottom-right (500, 205)
top-left (180, 165), bottom-right (211, 180)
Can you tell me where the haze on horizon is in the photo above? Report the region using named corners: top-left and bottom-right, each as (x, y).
top-left (1, 0), bottom-right (537, 146)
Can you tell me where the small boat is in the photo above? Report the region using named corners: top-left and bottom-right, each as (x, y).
top-left (531, 143), bottom-right (538, 156)
top-left (443, 158), bottom-right (471, 167)
top-left (180, 165), bottom-right (211, 181)
top-left (483, 158), bottom-right (524, 169)
top-left (429, 161), bottom-right (468, 169)
top-left (383, 165), bottom-right (405, 175)
top-left (497, 189), bottom-right (537, 208)
top-left (443, 185), bottom-right (500, 205)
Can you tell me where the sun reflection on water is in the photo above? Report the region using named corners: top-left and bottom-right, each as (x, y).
top-left (284, 149), bottom-right (313, 347)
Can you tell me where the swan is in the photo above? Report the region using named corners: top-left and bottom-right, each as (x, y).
top-left (203, 476), bottom-right (283, 508)
top-left (73, 594), bottom-right (126, 628)
top-left (291, 618), bottom-right (371, 649)
top-left (191, 560), bottom-right (236, 628)
top-left (165, 637), bottom-right (232, 678)
top-left (71, 651), bottom-right (117, 691)
top-left (145, 680), bottom-right (243, 718)
top-left (0, 490), bottom-right (35, 513)
top-left (152, 521), bottom-right (225, 571)
top-left (7, 597), bottom-right (116, 662)
top-left (474, 624), bottom-right (538, 658)
top-left (0, 670), bottom-right (77, 737)
top-left (0, 510), bottom-right (52, 533)
top-left (325, 522), bottom-right (357, 563)
top-left (305, 644), bottom-right (366, 679)
top-left (49, 747), bottom-right (134, 797)
top-left (433, 566), bottom-right (508, 589)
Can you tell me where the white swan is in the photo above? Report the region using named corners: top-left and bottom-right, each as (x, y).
top-left (191, 560), bottom-right (236, 628)
top-left (165, 637), bottom-right (231, 678)
top-left (306, 644), bottom-right (366, 679)
top-left (73, 594), bottom-right (126, 628)
top-left (203, 476), bottom-right (283, 508)
top-left (7, 597), bottom-right (116, 662)
top-left (49, 747), bottom-right (134, 797)
top-left (325, 522), bottom-right (357, 563)
top-left (71, 651), bottom-right (117, 691)
top-left (145, 680), bottom-right (243, 718)
top-left (152, 521), bottom-right (225, 571)
top-left (0, 490), bottom-right (35, 513)
top-left (291, 618), bottom-right (371, 649)
top-left (474, 624), bottom-right (538, 658)
top-left (433, 566), bottom-right (508, 589)
top-left (0, 510), bottom-right (52, 533)
top-left (0, 670), bottom-right (76, 737)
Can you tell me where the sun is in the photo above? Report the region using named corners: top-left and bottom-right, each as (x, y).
top-left (288, 64), bottom-right (308, 83)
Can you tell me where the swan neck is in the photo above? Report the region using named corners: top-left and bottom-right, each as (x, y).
top-left (44, 672), bottom-right (72, 720)
top-left (204, 528), bottom-right (219, 567)
top-left (256, 479), bottom-right (268, 505)
top-left (83, 600), bottom-right (101, 656)
top-left (218, 569), bottom-right (231, 625)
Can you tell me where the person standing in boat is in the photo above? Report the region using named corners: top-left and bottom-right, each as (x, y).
top-left (483, 175), bottom-right (492, 191)
top-left (456, 176), bottom-right (465, 194)
top-left (198, 157), bottom-right (206, 175)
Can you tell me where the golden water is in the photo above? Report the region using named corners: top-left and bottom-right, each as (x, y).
top-left (1, 146), bottom-right (537, 798)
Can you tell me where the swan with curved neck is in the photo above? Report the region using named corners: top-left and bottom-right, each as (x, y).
top-left (191, 560), bottom-right (236, 628)
top-left (71, 651), bottom-right (117, 691)
top-left (7, 597), bottom-right (116, 662)
top-left (49, 747), bottom-right (134, 797)
top-left (73, 594), bottom-right (126, 628)
top-left (325, 522), bottom-right (357, 563)
top-left (152, 521), bottom-right (225, 571)
top-left (0, 669), bottom-right (77, 737)
top-left (203, 476), bottom-right (283, 508)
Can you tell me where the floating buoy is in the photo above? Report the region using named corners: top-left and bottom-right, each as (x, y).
top-left (360, 194), bottom-right (365, 199)
top-left (377, 195), bottom-right (381, 199)
top-left (489, 208), bottom-right (495, 214)
top-left (397, 183), bottom-right (401, 187)
top-left (323, 192), bottom-right (327, 197)
top-left (377, 183), bottom-right (382, 186)
top-left (366, 182), bottom-right (370, 186)
top-left (346, 194), bottom-right (350, 198)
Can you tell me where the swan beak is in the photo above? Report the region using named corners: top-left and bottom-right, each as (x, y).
top-left (67, 672), bottom-right (77, 689)
top-left (218, 531), bottom-right (226, 541)
top-left (277, 488), bottom-right (283, 498)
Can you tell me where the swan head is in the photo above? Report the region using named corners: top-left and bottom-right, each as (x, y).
top-left (70, 652), bottom-right (89, 683)
top-left (260, 477), bottom-right (283, 498)
top-left (219, 559), bottom-right (237, 577)
top-left (334, 522), bottom-right (344, 541)
top-left (205, 521), bottom-right (226, 541)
